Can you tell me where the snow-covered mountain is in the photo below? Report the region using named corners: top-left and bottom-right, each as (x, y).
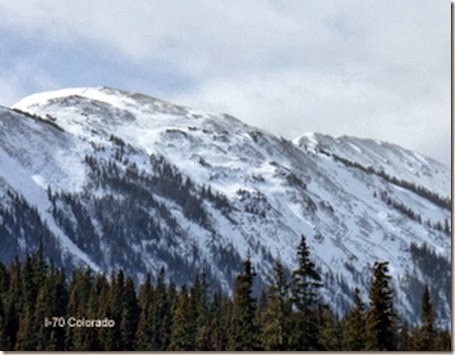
top-left (0, 87), bottom-right (451, 326)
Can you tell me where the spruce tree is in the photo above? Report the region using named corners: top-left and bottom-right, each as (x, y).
top-left (120, 277), bottom-right (140, 350)
top-left (413, 284), bottom-right (436, 350)
top-left (208, 289), bottom-right (230, 350)
top-left (135, 274), bottom-right (153, 350)
top-left (15, 256), bottom-right (41, 350)
top-left (191, 271), bottom-right (211, 350)
top-left (228, 258), bottom-right (260, 351)
top-left (260, 261), bottom-right (291, 350)
top-left (104, 271), bottom-right (124, 350)
top-left (0, 262), bottom-right (10, 294)
top-left (34, 266), bottom-right (55, 351)
top-left (4, 303), bottom-right (19, 350)
top-left (289, 234), bottom-right (323, 350)
top-left (434, 329), bottom-right (451, 351)
top-left (168, 285), bottom-right (194, 350)
top-left (319, 309), bottom-right (343, 351)
top-left (84, 273), bottom-right (108, 351)
top-left (0, 262), bottom-right (9, 349)
top-left (149, 268), bottom-right (171, 350)
top-left (397, 319), bottom-right (411, 351)
top-left (4, 258), bottom-right (21, 350)
top-left (14, 304), bottom-right (37, 350)
top-left (344, 288), bottom-right (365, 350)
top-left (365, 261), bottom-right (397, 350)
top-left (0, 297), bottom-right (7, 350)
top-left (65, 269), bottom-right (93, 350)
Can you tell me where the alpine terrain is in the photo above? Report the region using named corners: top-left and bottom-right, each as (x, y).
top-left (0, 87), bottom-right (451, 327)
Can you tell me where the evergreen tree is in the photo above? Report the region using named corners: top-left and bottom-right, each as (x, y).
top-left (35, 267), bottom-right (67, 350)
top-left (434, 329), bottom-right (451, 351)
top-left (65, 269), bottom-right (93, 350)
top-left (0, 296), bottom-right (8, 350)
top-left (191, 271), bottom-right (211, 350)
top-left (0, 262), bottom-right (10, 294)
top-left (4, 258), bottom-right (21, 350)
top-left (52, 269), bottom-right (68, 350)
top-left (4, 303), bottom-right (19, 350)
top-left (260, 261), bottom-right (291, 350)
top-left (412, 284), bottom-right (436, 350)
top-left (120, 277), bottom-right (140, 350)
top-left (365, 261), bottom-right (397, 350)
top-left (289, 235), bottom-right (323, 350)
top-left (15, 256), bottom-right (41, 350)
top-left (84, 273), bottom-right (108, 350)
top-left (135, 274), bottom-right (153, 350)
top-left (103, 270), bottom-right (125, 350)
top-left (148, 268), bottom-right (172, 350)
top-left (207, 289), bottom-right (230, 351)
top-left (396, 319), bottom-right (411, 351)
top-left (319, 309), bottom-right (343, 351)
top-left (344, 288), bottom-right (365, 350)
top-left (228, 258), bottom-right (260, 350)
top-left (4, 247), bottom-right (451, 352)
top-left (0, 263), bottom-right (9, 349)
top-left (168, 285), bottom-right (194, 350)
top-left (14, 304), bottom-right (37, 350)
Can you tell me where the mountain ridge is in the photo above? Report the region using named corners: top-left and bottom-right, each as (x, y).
top-left (0, 86), bottom-right (451, 326)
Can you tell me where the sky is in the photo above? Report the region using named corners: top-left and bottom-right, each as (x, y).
top-left (0, 0), bottom-right (451, 166)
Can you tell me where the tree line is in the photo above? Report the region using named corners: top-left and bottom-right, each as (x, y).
top-left (0, 236), bottom-right (451, 351)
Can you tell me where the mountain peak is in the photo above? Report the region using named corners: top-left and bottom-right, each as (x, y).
top-left (1, 88), bottom-right (450, 326)
top-left (13, 86), bottom-right (189, 114)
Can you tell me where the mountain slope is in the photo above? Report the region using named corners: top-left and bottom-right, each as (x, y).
top-left (0, 86), bottom-right (450, 326)
top-left (295, 132), bottom-right (449, 197)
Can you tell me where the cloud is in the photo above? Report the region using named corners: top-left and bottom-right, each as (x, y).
top-left (170, 68), bottom-right (450, 165)
top-left (0, 76), bottom-right (25, 107)
top-left (0, 57), bottom-right (60, 106)
top-left (0, 0), bottom-right (450, 164)
top-left (0, 1), bottom-right (448, 75)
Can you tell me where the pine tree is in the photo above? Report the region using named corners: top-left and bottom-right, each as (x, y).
top-left (15, 304), bottom-right (37, 350)
top-left (52, 268), bottom-right (68, 350)
top-left (147, 268), bottom-right (171, 350)
top-left (135, 274), bottom-right (153, 350)
top-left (412, 285), bottom-right (436, 350)
top-left (434, 329), bottom-right (451, 351)
top-left (319, 309), bottom-right (343, 350)
top-left (260, 261), bottom-right (291, 350)
top-left (120, 277), bottom-right (140, 350)
top-left (344, 288), bottom-right (365, 350)
top-left (15, 255), bottom-right (40, 350)
top-left (397, 319), bottom-right (411, 351)
top-left (0, 262), bottom-right (10, 294)
top-left (103, 271), bottom-right (124, 350)
top-left (65, 269), bottom-right (93, 350)
top-left (168, 285), bottom-right (194, 350)
top-left (207, 289), bottom-right (230, 350)
top-left (0, 296), bottom-right (8, 350)
top-left (4, 258), bottom-right (21, 350)
top-left (191, 271), bottom-right (211, 350)
top-left (34, 266), bottom-right (55, 351)
top-left (289, 235), bottom-right (323, 350)
top-left (4, 303), bottom-right (19, 350)
top-left (228, 258), bottom-right (260, 350)
top-left (365, 261), bottom-right (397, 350)
top-left (84, 273), bottom-right (107, 351)
top-left (0, 262), bottom-right (11, 350)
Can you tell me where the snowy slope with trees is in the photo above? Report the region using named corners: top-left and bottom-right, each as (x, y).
top-left (0, 86), bottom-right (450, 327)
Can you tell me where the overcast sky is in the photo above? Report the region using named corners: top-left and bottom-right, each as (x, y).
top-left (0, 0), bottom-right (450, 165)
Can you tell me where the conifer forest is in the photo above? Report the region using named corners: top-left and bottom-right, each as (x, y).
top-left (0, 236), bottom-right (450, 351)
